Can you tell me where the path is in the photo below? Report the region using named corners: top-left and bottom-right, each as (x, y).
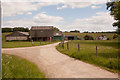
top-left (2, 42), bottom-right (118, 78)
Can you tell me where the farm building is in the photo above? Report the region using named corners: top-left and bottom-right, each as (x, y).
top-left (5, 31), bottom-right (29, 41)
top-left (30, 26), bottom-right (54, 41)
top-left (96, 35), bottom-right (108, 40)
top-left (54, 31), bottom-right (63, 40)
top-left (65, 35), bottom-right (77, 40)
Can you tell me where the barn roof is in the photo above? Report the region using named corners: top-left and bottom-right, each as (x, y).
top-left (6, 31), bottom-right (29, 37)
top-left (31, 26), bottom-right (54, 30)
top-left (18, 31), bottom-right (29, 36)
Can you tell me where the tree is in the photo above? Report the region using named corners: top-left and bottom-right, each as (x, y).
top-left (2, 28), bottom-right (13, 33)
top-left (70, 30), bottom-right (80, 33)
top-left (106, 1), bottom-right (120, 34)
top-left (53, 27), bottom-right (60, 31)
top-left (13, 27), bottom-right (29, 32)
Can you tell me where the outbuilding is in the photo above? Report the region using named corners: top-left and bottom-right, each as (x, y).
top-left (5, 31), bottom-right (29, 41)
top-left (30, 26), bottom-right (54, 41)
top-left (65, 35), bottom-right (77, 40)
top-left (54, 31), bottom-right (63, 40)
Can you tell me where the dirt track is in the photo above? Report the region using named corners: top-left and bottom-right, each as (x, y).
top-left (2, 42), bottom-right (118, 78)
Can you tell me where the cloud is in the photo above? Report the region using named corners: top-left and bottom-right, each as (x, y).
top-left (3, 11), bottom-right (116, 32)
top-left (57, 5), bottom-right (67, 10)
top-left (2, 0), bottom-right (106, 17)
top-left (3, 12), bottom-right (64, 27)
top-left (33, 12), bottom-right (64, 23)
top-left (2, 2), bottom-right (39, 17)
top-left (56, 0), bottom-right (107, 10)
top-left (27, 12), bottom-right (32, 15)
top-left (64, 12), bottom-right (116, 32)
top-left (2, 2), bottom-right (59, 17)
top-left (2, 0), bottom-right (107, 3)
top-left (91, 6), bottom-right (102, 9)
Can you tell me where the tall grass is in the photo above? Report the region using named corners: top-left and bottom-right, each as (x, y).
top-left (56, 40), bottom-right (119, 72)
top-left (2, 54), bottom-right (46, 78)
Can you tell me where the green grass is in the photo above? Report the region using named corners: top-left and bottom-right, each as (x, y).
top-left (2, 54), bottom-right (46, 78)
top-left (63, 32), bottom-right (119, 40)
top-left (56, 40), bottom-right (119, 73)
top-left (2, 33), bottom-right (59, 48)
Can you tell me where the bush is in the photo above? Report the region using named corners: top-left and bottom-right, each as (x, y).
top-left (83, 35), bottom-right (94, 40)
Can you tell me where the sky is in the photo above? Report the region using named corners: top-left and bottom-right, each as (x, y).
top-left (1, 0), bottom-right (117, 32)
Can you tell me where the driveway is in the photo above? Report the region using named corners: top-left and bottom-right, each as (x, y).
top-left (2, 42), bottom-right (118, 78)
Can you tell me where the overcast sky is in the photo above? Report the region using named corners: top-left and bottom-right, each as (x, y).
top-left (1, 0), bottom-right (117, 32)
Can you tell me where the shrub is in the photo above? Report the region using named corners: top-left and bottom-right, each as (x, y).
top-left (83, 35), bottom-right (94, 40)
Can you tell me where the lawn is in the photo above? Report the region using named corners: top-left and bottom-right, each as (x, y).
top-left (56, 40), bottom-right (119, 73)
top-left (2, 33), bottom-right (59, 48)
top-left (2, 54), bottom-right (46, 78)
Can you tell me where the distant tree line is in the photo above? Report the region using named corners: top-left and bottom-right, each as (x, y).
top-left (64, 30), bottom-right (117, 33)
top-left (70, 30), bottom-right (80, 33)
top-left (83, 31), bottom-right (117, 33)
top-left (2, 27), bottom-right (60, 33)
top-left (2, 27), bottom-right (30, 33)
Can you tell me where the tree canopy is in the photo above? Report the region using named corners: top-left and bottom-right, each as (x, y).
top-left (53, 27), bottom-right (60, 31)
top-left (2, 27), bottom-right (30, 33)
top-left (70, 30), bottom-right (80, 33)
top-left (106, 0), bottom-right (120, 34)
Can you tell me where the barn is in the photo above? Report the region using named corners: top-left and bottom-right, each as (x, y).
top-left (30, 26), bottom-right (54, 41)
top-left (54, 31), bottom-right (63, 40)
top-left (6, 31), bottom-right (29, 41)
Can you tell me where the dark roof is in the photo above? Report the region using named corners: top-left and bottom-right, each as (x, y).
top-left (6, 31), bottom-right (29, 37)
top-left (31, 26), bottom-right (53, 30)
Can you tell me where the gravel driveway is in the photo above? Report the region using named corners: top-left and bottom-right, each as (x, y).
top-left (2, 42), bottom-right (118, 78)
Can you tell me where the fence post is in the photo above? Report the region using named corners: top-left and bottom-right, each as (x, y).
top-left (96, 46), bottom-right (98, 57)
top-left (40, 40), bottom-right (41, 45)
top-left (32, 40), bottom-right (34, 46)
top-left (78, 43), bottom-right (80, 51)
top-left (62, 42), bottom-right (64, 49)
top-left (67, 42), bottom-right (69, 50)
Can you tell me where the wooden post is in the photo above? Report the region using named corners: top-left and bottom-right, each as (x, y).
top-left (62, 42), bottom-right (64, 49)
top-left (78, 43), bottom-right (80, 51)
top-left (32, 40), bottom-right (34, 46)
top-left (40, 40), bottom-right (41, 45)
top-left (67, 42), bottom-right (69, 50)
top-left (96, 46), bottom-right (98, 57)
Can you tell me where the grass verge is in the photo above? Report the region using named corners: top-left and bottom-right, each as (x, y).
top-left (2, 54), bottom-right (46, 78)
top-left (56, 40), bottom-right (119, 73)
